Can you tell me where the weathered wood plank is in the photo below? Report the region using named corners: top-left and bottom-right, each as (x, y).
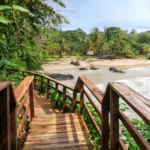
top-left (24, 144), bottom-right (93, 150)
top-left (17, 92), bottom-right (29, 116)
top-left (119, 111), bottom-right (150, 149)
top-left (29, 122), bottom-right (85, 130)
top-left (109, 82), bottom-right (150, 126)
top-left (75, 76), bottom-right (104, 104)
top-left (30, 118), bottom-right (83, 127)
top-left (14, 76), bottom-right (34, 102)
top-left (101, 85), bottom-right (110, 150)
top-left (33, 113), bottom-right (81, 119)
top-left (25, 139), bottom-right (91, 145)
top-left (27, 132), bottom-right (89, 142)
top-left (84, 91), bottom-right (102, 118)
top-left (29, 82), bottom-right (34, 119)
top-left (84, 103), bottom-right (101, 136)
top-left (110, 89), bottom-right (119, 150)
top-left (23, 92), bottom-right (94, 150)
top-left (119, 138), bottom-right (127, 150)
top-left (17, 106), bottom-right (30, 136)
top-left (80, 83), bottom-right (84, 114)
top-left (29, 127), bottom-right (87, 135)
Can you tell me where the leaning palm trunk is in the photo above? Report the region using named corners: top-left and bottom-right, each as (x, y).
top-left (36, 35), bottom-right (42, 59)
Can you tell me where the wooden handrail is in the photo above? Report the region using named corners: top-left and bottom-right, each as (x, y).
top-left (14, 76), bottom-right (34, 102)
top-left (14, 76), bottom-right (34, 136)
top-left (8, 69), bottom-right (74, 112)
top-left (0, 76), bottom-right (34, 149)
top-left (74, 76), bottom-right (104, 103)
top-left (109, 82), bottom-right (150, 125)
top-left (105, 82), bottom-right (150, 150)
top-left (0, 82), bottom-right (17, 150)
top-left (7, 69), bottom-right (150, 150)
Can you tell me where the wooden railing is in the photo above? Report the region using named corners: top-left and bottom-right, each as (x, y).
top-left (7, 69), bottom-right (150, 150)
top-left (103, 82), bottom-right (150, 150)
top-left (0, 76), bottom-right (34, 150)
top-left (14, 76), bottom-right (34, 137)
top-left (8, 69), bottom-right (74, 112)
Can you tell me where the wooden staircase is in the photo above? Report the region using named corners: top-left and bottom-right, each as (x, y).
top-left (3, 70), bottom-right (150, 150)
top-left (23, 93), bottom-right (94, 150)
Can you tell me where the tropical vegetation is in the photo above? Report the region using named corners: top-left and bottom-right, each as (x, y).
top-left (1, 1), bottom-right (150, 74)
top-left (44, 27), bottom-right (150, 59)
top-left (0, 0), bottom-right (68, 72)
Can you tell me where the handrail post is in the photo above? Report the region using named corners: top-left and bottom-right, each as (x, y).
top-left (110, 89), bottom-right (119, 150)
top-left (40, 76), bottom-right (43, 93)
top-left (29, 82), bottom-right (34, 120)
top-left (80, 83), bottom-right (84, 114)
top-left (2, 87), bottom-right (11, 150)
top-left (34, 74), bottom-right (36, 89)
top-left (63, 87), bottom-right (66, 113)
top-left (55, 83), bottom-right (58, 91)
top-left (47, 79), bottom-right (50, 99)
top-left (101, 88), bottom-right (110, 150)
top-left (72, 91), bottom-right (77, 113)
top-left (0, 83), bottom-right (17, 150)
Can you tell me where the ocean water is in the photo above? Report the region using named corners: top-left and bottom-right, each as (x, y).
top-left (50, 65), bottom-right (150, 117)
top-left (96, 67), bottom-right (150, 99)
top-left (51, 66), bottom-right (150, 99)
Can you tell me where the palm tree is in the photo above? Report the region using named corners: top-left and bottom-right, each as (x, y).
top-left (90, 27), bottom-right (99, 44)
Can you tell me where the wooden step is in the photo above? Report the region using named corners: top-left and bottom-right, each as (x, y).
top-left (24, 143), bottom-right (93, 150)
top-left (33, 113), bottom-right (79, 119)
top-left (23, 93), bottom-right (94, 150)
top-left (27, 131), bottom-right (90, 140)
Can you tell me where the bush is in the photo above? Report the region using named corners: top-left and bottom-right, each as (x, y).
top-left (146, 53), bottom-right (150, 60)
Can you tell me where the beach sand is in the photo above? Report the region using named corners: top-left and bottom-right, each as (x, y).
top-left (42, 58), bottom-right (150, 72)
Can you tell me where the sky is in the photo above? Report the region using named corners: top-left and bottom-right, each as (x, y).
top-left (48, 0), bottom-right (150, 33)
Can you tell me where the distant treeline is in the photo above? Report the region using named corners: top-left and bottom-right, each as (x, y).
top-left (45, 27), bottom-right (150, 58)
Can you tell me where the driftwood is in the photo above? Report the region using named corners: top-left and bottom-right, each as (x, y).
top-left (98, 54), bottom-right (116, 60)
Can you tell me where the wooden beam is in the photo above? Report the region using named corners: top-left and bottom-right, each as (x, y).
top-left (110, 89), bottom-right (119, 150)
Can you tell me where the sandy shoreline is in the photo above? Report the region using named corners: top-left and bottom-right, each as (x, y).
top-left (42, 58), bottom-right (150, 72)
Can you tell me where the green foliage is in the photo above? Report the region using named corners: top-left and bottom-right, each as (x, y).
top-left (74, 54), bottom-right (82, 60)
top-left (12, 5), bottom-right (29, 13)
top-left (83, 102), bottom-right (150, 150)
top-left (0, 0), bottom-right (67, 71)
top-left (0, 16), bottom-right (11, 24)
top-left (44, 56), bottom-right (60, 62)
top-left (25, 51), bottom-right (42, 70)
top-left (119, 103), bottom-right (150, 150)
top-left (44, 27), bottom-right (150, 58)
top-left (83, 102), bottom-right (101, 150)
top-left (50, 89), bottom-right (63, 107)
top-left (146, 53), bottom-right (150, 60)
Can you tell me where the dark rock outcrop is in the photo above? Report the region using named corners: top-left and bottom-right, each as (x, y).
top-left (74, 61), bottom-right (80, 66)
top-left (70, 61), bottom-right (75, 65)
top-left (109, 67), bottom-right (125, 73)
top-left (70, 61), bottom-right (80, 66)
top-left (109, 67), bottom-right (118, 72)
top-left (90, 66), bottom-right (99, 70)
top-left (117, 70), bottom-right (125, 73)
top-left (79, 67), bottom-right (88, 70)
top-left (46, 73), bottom-right (74, 80)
